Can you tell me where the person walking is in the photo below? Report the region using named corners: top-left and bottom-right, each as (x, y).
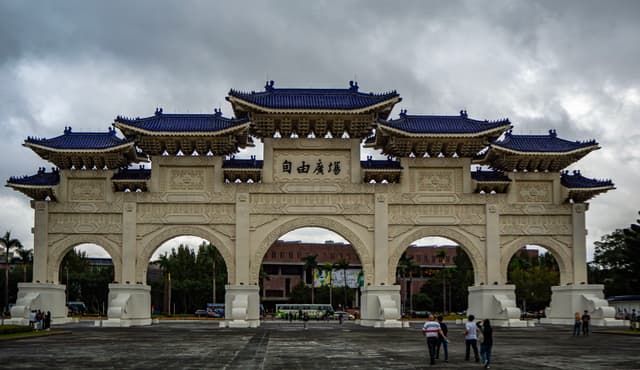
top-left (464, 314), bottom-right (480, 362)
top-left (434, 315), bottom-right (448, 362)
top-left (573, 312), bottom-right (582, 336)
top-left (481, 319), bottom-right (493, 369)
top-left (45, 311), bottom-right (51, 331)
top-left (303, 312), bottom-right (309, 330)
top-left (581, 310), bottom-right (591, 336)
top-left (422, 314), bottom-right (447, 366)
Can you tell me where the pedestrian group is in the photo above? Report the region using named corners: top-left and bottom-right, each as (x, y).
top-left (28, 309), bottom-right (51, 331)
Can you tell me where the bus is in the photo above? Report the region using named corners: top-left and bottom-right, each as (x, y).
top-left (206, 303), bottom-right (265, 318)
top-left (275, 304), bottom-right (334, 320)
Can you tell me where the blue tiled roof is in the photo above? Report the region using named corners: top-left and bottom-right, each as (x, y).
top-left (116, 108), bottom-right (249, 132)
top-left (25, 127), bottom-right (132, 150)
top-left (471, 169), bottom-right (511, 182)
top-left (223, 157), bottom-right (263, 169)
top-left (561, 170), bottom-right (613, 189)
top-left (360, 158), bottom-right (402, 170)
top-left (112, 167), bottom-right (151, 180)
top-left (493, 130), bottom-right (598, 153)
top-left (228, 81), bottom-right (400, 110)
top-left (7, 168), bottom-right (60, 186)
top-left (378, 110), bottom-right (511, 135)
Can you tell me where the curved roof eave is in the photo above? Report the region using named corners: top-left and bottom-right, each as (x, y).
top-left (376, 124), bottom-right (511, 138)
top-left (227, 95), bottom-right (401, 115)
top-left (114, 121), bottom-right (251, 137)
top-left (489, 143), bottom-right (600, 156)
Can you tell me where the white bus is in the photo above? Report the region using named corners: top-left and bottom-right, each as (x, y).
top-left (275, 304), bottom-right (334, 319)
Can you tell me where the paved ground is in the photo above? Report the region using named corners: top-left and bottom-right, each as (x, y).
top-left (1, 321), bottom-right (638, 369)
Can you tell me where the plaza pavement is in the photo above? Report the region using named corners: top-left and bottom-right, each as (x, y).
top-left (0, 320), bottom-right (638, 369)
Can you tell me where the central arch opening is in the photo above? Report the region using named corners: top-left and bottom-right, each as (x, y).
top-left (395, 236), bottom-right (474, 318)
top-left (148, 236), bottom-right (228, 317)
top-left (260, 227), bottom-right (364, 320)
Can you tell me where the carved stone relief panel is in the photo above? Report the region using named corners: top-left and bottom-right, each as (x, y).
top-left (49, 214), bottom-right (121, 234)
top-left (516, 181), bottom-right (553, 203)
top-left (250, 193), bottom-right (374, 214)
top-left (500, 215), bottom-right (572, 235)
top-left (272, 150), bottom-right (350, 183)
top-left (68, 179), bottom-right (105, 201)
top-left (389, 204), bottom-right (485, 225)
top-left (168, 168), bottom-right (205, 191)
top-left (137, 203), bottom-right (235, 224)
top-left (501, 203), bottom-right (572, 215)
top-left (410, 168), bottom-right (462, 193)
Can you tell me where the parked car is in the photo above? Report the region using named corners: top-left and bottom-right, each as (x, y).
top-left (67, 301), bottom-right (87, 315)
top-left (194, 309), bottom-right (218, 318)
top-left (333, 311), bottom-right (355, 320)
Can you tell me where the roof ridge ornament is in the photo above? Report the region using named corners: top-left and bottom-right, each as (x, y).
top-left (549, 129), bottom-right (557, 137)
top-left (213, 108), bottom-right (222, 117)
top-left (265, 80), bottom-right (275, 92)
top-left (154, 107), bottom-right (163, 116)
top-left (399, 109), bottom-right (407, 118)
top-left (349, 80), bottom-right (359, 92)
top-left (460, 110), bottom-right (468, 118)
top-left (64, 126), bottom-right (72, 135)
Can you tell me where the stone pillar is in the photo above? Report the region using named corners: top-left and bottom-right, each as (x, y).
top-left (222, 192), bottom-right (259, 327)
top-left (485, 204), bottom-right (500, 285)
top-left (467, 285), bottom-right (524, 327)
top-left (32, 201), bottom-right (48, 283)
top-left (102, 283), bottom-right (151, 327)
top-left (350, 139), bottom-right (360, 184)
top-left (9, 282), bottom-right (71, 325)
top-left (543, 284), bottom-right (622, 326)
top-left (262, 138), bottom-right (274, 183)
top-left (222, 284), bottom-right (260, 328)
top-left (572, 203), bottom-right (588, 284)
top-left (374, 193), bottom-right (388, 285)
top-left (360, 285), bottom-right (402, 328)
top-left (542, 203), bottom-right (621, 326)
top-left (121, 199), bottom-right (137, 284)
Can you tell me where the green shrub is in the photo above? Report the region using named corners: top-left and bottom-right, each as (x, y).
top-left (0, 325), bottom-right (34, 335)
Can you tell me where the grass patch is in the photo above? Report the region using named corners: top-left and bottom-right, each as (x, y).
top-left (603, 329), bottom-right (640, 336)
top-left (0, 325), bottom-right (33, 335)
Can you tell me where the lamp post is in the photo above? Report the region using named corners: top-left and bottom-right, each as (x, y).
top-left (441, 259), bottom-right (446, 315)
top-left (65, 262), bottom-right (69, 303)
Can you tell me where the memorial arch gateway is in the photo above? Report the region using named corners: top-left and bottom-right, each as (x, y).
top-left (7, 81), bottom-right (619, 327)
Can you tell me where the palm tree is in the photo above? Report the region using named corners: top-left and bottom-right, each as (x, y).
top-left (156, 253), bottom-right (172, 315)
top-left (1, 231), bottom-right (23, 314)
top-left (334, 258), bottom-right (350, 309)
top-left (301, 254), bottom-right (318, 303)
top-left (397, 253), bottom-right (418, 315)
top-left (17, 249), bottom-right (33, 282)
top-left (201, 242), bottom-right (223, 304)
top-left (258, 265), bottom-right (270, 300)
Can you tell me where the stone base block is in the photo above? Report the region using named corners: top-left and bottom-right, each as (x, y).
top-left (224, 284), bottom-right (260, 328)
top-left (360, 285), bottom-right (401, 328)
top-left (467, 285), bottom-right (523, 327)
top-left (545, 284), bottom-right (624, 327)
top-left (10, 282), bottom-right (69, 324)
top-left (106, 283), bottom-right (151, 326)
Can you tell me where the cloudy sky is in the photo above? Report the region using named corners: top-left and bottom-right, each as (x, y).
top-left (1, 1), bottom-right (638, 262)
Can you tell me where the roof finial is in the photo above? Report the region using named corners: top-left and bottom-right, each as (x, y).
top-left (214, 108), bottom-right (222, 117)
top-left (349, 80), bottom-right (359, 92)
top-left (549, 129), bottom-right (557, 137)
top-left (64, 126), bottom-right (72, 134)
top-left (265, 80), bottom-right (275, 91)
top-left (399, 109), bottom-right (407, 117)
top-left (460, 110), bottom-right (468, 118)
top-left (108, 126), bottom-right (115, 135)
top-left (155, 107), bottom-right (163, 116)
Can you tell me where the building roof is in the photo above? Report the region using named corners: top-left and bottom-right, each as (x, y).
top-left (228, 80), bottom-right (400, 112)
top-left (491, 130), bottom-right (599, 154)
top-left (223, 157), bottom-right (264, 169)
top-left (112, 167), bottom-right (152, 181)
top-left (471, 169), bottom-right (511, 182)
top-left (607, 295), bottom-right (640, 302)
top-left (25, 127), bottom-right (133, 150)
top-left (360, 158), bottom-right (402, 170)
top-left (7, 168), bottom-right (60, 186)
top-left (561, 170), bottom-right (614, 189)
top-left (377, 110), bottom-right (511, 136)
top-left (114, 108), bottom-right (250, 135)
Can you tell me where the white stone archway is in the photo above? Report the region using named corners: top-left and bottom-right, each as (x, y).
top-left (48, 234), bottom-right (122, 284)
top-left (500, 236), bottom-right (572, 285)
top-left (250, 216), bottom-right (374, 285)
top-left (137, 225), bottom-right (235, 284)
top-left (388, 226), bottom-right (486, 286)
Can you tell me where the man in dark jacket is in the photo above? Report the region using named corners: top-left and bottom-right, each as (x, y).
top-left (435, 315), bottom-right (448, 362)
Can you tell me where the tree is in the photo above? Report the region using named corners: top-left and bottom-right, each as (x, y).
top-left (334, 258), bottom-right (350, 309)
top-left (321, 262), bottom-right (335, 307)
top-left (301, 254), bottom-right (318, 303)
top-left (507, 250), bottom-right (559, 311)
top-left (156, 253), bottom-right (172, 314)
top-left (396, 253), bottom-right (418, 314)
top-left (590, 211), bottom-right (640, 296)
top-left (435, 249), bottom-right (448, 314)
top-left (1, 231), bottom-right (23, 313)
top-left (198, 242), bottom-right (224, 304)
